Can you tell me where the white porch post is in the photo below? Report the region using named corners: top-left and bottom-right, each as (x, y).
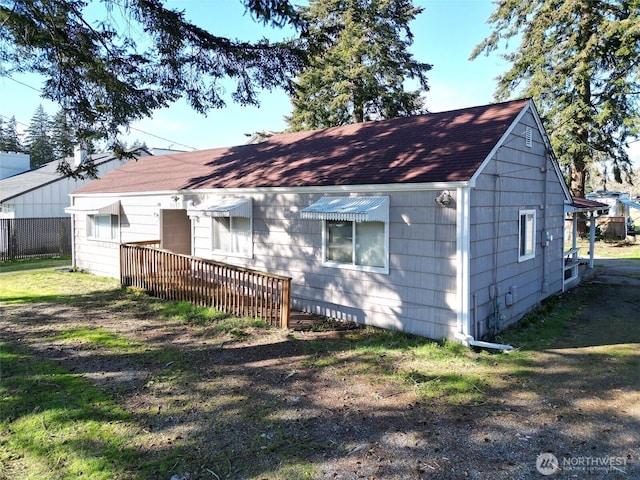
top-left (588, 212), bottom-right (596, 269)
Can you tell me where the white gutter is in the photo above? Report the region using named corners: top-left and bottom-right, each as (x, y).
top-left (70, 181), bottom-right (471, 198)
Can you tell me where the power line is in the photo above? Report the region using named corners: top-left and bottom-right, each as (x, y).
top-left (128, 126), bottom-right (197, 151)
top-left (1, 74), bottom-right (43, 93)
top-left (0, 112), bottom-right (30, 129)
top-left (0, 73), bottom-right (198, 150)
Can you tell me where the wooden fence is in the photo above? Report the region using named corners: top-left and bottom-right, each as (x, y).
top-left (120, 241), bottom-right (291, 328)
top-left (0, 217), bottom-right (71, 261)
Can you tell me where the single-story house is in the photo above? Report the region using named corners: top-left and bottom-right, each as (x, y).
top-left (68, 99), bottom-right (574, 345)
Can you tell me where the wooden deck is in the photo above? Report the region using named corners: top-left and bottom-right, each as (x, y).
top-left (120, 241), bottom-right (291, 328)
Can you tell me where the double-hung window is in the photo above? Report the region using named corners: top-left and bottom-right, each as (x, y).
top-left (66, 201), bottom-right (120, 242)
top-left (187, 198), bottom-right (253, 258)
top-left (212, 215), bottom-right (252, 257)
top-left (326, 220), bottom-right (386, 268)
top-left (301, 196), bottom-right (389, 274)
top-left (88, 214), bottom-right (119, 241)
top-left (518, 209), bottom-right (536, 262)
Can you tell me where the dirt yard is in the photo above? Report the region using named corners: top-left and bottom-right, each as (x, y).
top-left (1, 261), bottom-right (639, 479)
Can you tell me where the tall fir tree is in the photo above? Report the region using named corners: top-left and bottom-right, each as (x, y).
top-left (26, 105), bottom-right (54, 168)
top-left (287, 0), bottom-right (430, 131)
top-left (1, 0), bottom-right (304, 177)
top-left (0, 116), bottom-right (24, 152)
top-left (50, 109), bottom-right (75, 160)
top-left (471, 0), bottom-right (640, 198)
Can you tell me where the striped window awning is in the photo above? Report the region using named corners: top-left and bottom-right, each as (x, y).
top-left (65, 200), bottom-right (121, 215)
top-left (188, 198), bottom-right (252, 218)
top-left (300, 196), bottom-right (389, 222)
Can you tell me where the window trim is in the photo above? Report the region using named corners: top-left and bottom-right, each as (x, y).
top-left (322, 219), bottom-right (389, 274)
top-left (518, 209), bottom-right (536, 262)
top-left (210, 214), bottom-right (253, 259)
top-left (87, 213), bottom-right (119, 242)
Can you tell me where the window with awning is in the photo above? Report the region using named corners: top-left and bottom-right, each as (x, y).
top-left (189, 198), bottom-right (253, 257)
top-left (66, 201), bottom-right (121, 242)
top-left (301, 196), bottom-right (389, 273)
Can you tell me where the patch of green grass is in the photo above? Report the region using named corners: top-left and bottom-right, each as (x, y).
top-left (0, 255), bottom-right (71, 273)
top-left (261, 462), bottom-right (317, 480)
top-left (572, 237), bottom-right (640, 259)
top-left (0, 344), bottom-right (155, 480)
top-left (495, 292), bottom-right (581, 349)
top-left (401, 370), bottom-right (488, 403)
top-left (52, 327), bottom-right (141, 350)
top-left (0, 270), bottom-right (119, 305)
top-left (159, 300), bottom-right (228, 325)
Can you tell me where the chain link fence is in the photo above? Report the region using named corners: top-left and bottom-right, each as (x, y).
top-left (0, 217), bottom-right (71, 261)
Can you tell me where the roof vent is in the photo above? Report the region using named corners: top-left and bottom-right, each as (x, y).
top-left (525, 127), bottom-right (533, 148)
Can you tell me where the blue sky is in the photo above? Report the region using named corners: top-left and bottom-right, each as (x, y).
top-left (2, 0), bottom-right (510, 151)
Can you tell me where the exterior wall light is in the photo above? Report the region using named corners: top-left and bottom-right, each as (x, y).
top-left (435, 190), bottom-right (452, 207)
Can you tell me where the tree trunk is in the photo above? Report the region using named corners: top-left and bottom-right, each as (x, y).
top-left (570, 157), bottom-right (587, 199)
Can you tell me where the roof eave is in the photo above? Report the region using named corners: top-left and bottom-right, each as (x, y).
top-left (69, 181), bottom-right (472, 198)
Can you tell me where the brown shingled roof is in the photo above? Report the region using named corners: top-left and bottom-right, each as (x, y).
top-left (74, 99), bottom-right (530, 194)
top-left (570, 197), bottom-right (609, 211)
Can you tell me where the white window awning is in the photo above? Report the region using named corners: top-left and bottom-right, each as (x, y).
top-left (301, 196), bottom-right (389, 222)
top-left (65, 200), bottom-right (121, 215)
top-left (188, 198), bottom-right (252, 218)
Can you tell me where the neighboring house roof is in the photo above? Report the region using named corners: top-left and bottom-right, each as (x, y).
top-left (74, 99), bottom-right (536, 195)
top-left (1, 149), bottom-right (149, 203)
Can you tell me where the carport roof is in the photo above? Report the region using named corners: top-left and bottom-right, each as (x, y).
top-left (570, 197), bottom-right (610, 213)
top-left (74, 98), bottom-right (531, 194)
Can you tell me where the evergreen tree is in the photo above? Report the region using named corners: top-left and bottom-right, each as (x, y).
top-left (0, 0), bottom-right (304, 177)
top-left (471, 0), bottom-right (640, 198)
top-left (287, 0), bottom-right (430, 131)
top-left (26, 105), bottom-right (54, 167)
top-left (50, 109), bottom-right (75, 160)
top-left (0, 116), bottom-right (24, 152)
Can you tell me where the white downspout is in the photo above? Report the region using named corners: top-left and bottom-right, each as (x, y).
top-left (68, 195), bottom-right (77, 270)
top-left (456, 186), bottom-right (471, 342)
top-left (455, 187), bottom-right (514, 352)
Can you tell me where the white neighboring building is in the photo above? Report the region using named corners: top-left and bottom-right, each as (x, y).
top-left (0, 150), bottom-right (149, 219)
top-left (0, 152), bottom-right (30, 180)
top-left (0, 149), bottom-right (150, 259)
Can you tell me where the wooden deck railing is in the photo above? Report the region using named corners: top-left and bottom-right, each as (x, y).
top-left (120, 241), bottom-right (291, 328)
